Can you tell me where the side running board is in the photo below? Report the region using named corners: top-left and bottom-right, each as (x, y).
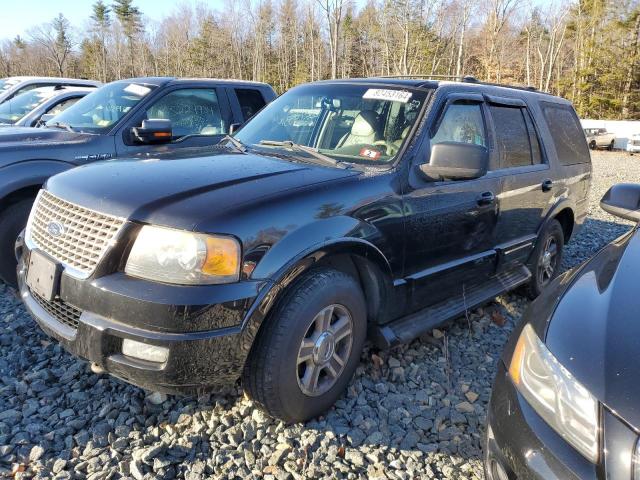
top-left (371, 265), bottom-right (531, 349)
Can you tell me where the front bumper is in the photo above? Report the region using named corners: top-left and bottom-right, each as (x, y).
top-left (486, 362), bottom-right (638, 479)
top-left (18, 247), bottom-right (268, 394)
top-left (627, 144), bottom-right (640, 153)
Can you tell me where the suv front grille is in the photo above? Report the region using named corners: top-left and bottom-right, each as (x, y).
top-left (32, 291), bottom-right (82, 331)
top-left (27, 190), bottom-right (126, 277)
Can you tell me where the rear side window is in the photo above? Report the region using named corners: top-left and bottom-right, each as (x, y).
top-left (490, 105), bottom-right (540, 168)
top-left (541, 102), bottom-right (590, 165)
top-left (235, 89), bottom-right (266, 121)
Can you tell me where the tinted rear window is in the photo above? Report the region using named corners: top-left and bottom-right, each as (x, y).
top-left (490, 105), bottom-right (535, 168)
top-left (541, 102), bottom-right (590, 165)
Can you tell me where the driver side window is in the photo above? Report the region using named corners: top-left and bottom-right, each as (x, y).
top-left (432, 102), bottom-right (486, 147)
top-left (144, 88), bottom-right (226, 139)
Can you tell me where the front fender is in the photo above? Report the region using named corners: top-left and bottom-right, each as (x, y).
top-left (250, 215), bottom-right (391, 281)
top-left (0, 159), bottom-right (75, 203)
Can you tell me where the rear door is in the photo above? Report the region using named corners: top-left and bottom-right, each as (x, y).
top-left (486, 96), bottom-right (551, 269)
top-left (403, 94), bottom-right (501, 312)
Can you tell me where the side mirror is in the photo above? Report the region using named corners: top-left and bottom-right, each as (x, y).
top-left (600, 184), bottom-right (640, 222)
top-left (229, 123), bottom-right (242, 135)
top-left (131, 119), bottom-right (172, 144)
top-left (418, 142), bottom-right (488, 181)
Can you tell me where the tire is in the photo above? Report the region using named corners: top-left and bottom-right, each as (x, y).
top-left (589, 140), bottom-right (597, 150)
top-left (526, 219), bottom-right (564, 299)
top-left (243, 267), bottom-right (367, 423)
top-left (607, 140), bottom-right (614, 151)
top-left (0, 199), bottom-right (34, 289)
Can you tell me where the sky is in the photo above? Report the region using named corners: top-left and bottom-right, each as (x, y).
top-left (0, 0), bottom-right (226, 41)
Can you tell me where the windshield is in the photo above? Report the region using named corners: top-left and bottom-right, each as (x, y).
top-left (0, 78), bottom-right (21, 95)
top-left (235, 84), bottom-right (428, 165)
top-left (46, 81), bottom-right (156, 133)
top-left (0, 87), bottom-right (55, 124)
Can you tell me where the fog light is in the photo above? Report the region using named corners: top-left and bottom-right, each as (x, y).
top-left (122, 339), bottom-right (169, 363)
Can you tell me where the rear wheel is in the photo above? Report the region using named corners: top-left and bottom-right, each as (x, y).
top-left (607, 140), bottom-right (615, 151)
top-left (589, 140), bottom-right (597, 150)
top-left (526, 219), bottom-right (564, 299)
top-left (0, 199), bottom-right (33, 288)
top-left (243, 267), bottom-right (366, 423)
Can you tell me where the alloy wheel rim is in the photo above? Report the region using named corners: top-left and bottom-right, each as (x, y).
top-left (538, 236), bottom-right (558, 285)
top-left (296, 304), bottom-right (353, 397)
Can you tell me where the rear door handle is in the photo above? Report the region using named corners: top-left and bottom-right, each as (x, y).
top-left (542, 179), bottom-right (553, 192)
top-left (477, 191), bottom-right (495, 206)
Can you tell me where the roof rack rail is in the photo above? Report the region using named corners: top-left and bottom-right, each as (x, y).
top-left (375, 74), bottom-right (547, 94)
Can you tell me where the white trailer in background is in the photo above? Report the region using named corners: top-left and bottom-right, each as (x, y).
top-left (581, 119), bottom-right (640, 151)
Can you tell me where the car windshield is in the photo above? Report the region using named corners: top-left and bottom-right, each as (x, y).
top-left (46, 81), bottom-right (156, 133)
top-left (0, 87), bottom-right (56, 124)
top-left (235, 84), bottom-right (428, 165)
top-left (0, 78), bottom-right (21, 94)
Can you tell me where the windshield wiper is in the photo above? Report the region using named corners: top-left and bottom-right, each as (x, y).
top-left (258, 140), bottom-right (347, 168)
top-left (47, 121), bottom-right (74, 132)
top-left (219, 134), bottom-right (248, 153)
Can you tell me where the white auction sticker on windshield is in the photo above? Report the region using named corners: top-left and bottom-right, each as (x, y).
top-left (124, 84), bottom-right (151, 97)
top-left (363, 89), bottom-right (412, 103)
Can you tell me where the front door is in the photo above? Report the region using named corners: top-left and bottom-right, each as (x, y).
top-left (115, 86), bottom-right (233, 157)
top-left (403, 97), bottom-right (500, 312)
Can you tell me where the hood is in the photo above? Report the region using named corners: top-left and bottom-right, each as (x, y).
top-left (545, 227), bottom-right (640, 430)
top-left (46, 150), bottom-right (359, 231)
top-left (0, 127), bottom-right (94, 165)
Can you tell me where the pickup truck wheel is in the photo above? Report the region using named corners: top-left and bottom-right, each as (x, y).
top-left (589, 140), bottom-right (597, 150)
top-left (526, 219), bottom-right (564, 299)
top-left (243, 267), bottom-right (366, 423)
top-left (0, 199), bottom-right (33, 289)
top-left (607, 140), bottom-right (615, 151)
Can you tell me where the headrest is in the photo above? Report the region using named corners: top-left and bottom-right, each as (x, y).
top-left (351, 110), bottom-right (378, 137)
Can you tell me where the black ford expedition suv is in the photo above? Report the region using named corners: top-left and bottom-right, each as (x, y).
top-left (0, 77), bottom-right (276, 286)
top-left (17, 77), bottom-right (591, 422)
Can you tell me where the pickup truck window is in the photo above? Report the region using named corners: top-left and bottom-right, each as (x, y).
top-left (541, 102), bottom-right (590, 165)
top-left (235, 88), bottom-right (266, 121)
top-left (46, 82), bottom-right (157, 133)
top-left (145, 88), bottom-right (225, 138)
top-left (490, 105), bottom-right (537, 168)
top-left (46, 97), bottom-right (81, 116)
top-left (431, 102), bottom-right (485, 147)
top-left (235, 84), bottom-right (427, 165)
top-left (0, 87), bottom-right (56, 124)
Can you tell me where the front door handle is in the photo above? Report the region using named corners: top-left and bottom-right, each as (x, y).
top-left (542, 179), bottom-right (553, 192)
top-left (477, 191), bottom-right (495, 206)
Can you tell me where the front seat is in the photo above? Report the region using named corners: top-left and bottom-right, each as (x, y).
top-left (338, 110), bottom-right (380, 148)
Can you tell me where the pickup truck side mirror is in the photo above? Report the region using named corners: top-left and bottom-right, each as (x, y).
top-left (600, 184), bottom-right (640, 222)
top-left (229, 123), bottom-right (242, 135)
top-left (131, 119), bottom-right (172, 144)
top-left (418, 142), bottom-right (488, 181)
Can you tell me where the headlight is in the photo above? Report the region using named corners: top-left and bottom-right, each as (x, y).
top-left (509, 324), bottom-right (599, 463)
top-left (125, 225), bottom-right (240, 285)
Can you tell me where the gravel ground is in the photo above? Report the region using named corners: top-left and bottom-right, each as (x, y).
top-left (1, 151), bottom-right (638, 480)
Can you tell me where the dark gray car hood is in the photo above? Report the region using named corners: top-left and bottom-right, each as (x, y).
top-left (0, 127), bottom-right (95, 166)
top-left (545, 227), bottom-right (640, 430)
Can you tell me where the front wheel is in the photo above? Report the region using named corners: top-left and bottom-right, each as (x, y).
top-left (243, 267), bottom-right (366, 423)
top-left (589, 140), bottom-right (597, 150)
top-left (526, 219), bottom-right (564, 299)
top-left (0, 199), bottom-right (34, 288)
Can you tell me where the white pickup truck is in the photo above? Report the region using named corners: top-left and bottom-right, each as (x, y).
top-left (584, 127), bottom-right (616, 150)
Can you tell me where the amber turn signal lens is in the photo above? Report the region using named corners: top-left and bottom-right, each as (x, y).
top-left (153, 131), bottom-right (171, 137)
top-left (202, 236), bottom-right (240, 277)
top-left (508, 330), bottom-right (526, 385)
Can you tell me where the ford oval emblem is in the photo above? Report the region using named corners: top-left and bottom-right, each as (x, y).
top-left (47, 221), bottom-right (65, 237)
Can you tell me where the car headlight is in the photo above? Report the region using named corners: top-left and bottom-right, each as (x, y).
top-left (509, 324), bottom-right (599, 463)
top-left (125, 225), bottom-right (240, 285)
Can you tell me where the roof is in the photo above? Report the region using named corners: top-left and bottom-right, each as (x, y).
top-left (113, 77), bottom-right (271, 87)
top-left (308, 75), bottom-right (567, 102)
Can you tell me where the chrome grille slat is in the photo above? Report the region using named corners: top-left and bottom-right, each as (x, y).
top-left (27, 191), bottom-right (125, 276)
top-left (32, 291), bottom-right (82, 330)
